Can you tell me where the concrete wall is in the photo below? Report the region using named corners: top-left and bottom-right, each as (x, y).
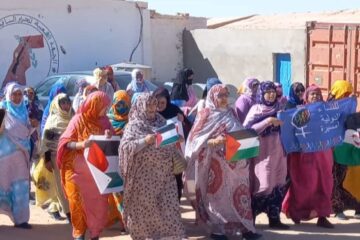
top-left (150, 14), bottom-right (206, 83)
top-left (0, 0), bottom-right (152, 87)
top-left (183, 28), bottom-right (307, 87)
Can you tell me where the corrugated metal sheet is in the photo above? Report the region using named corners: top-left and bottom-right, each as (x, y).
top-left (306, 22), bottom-right (360, 102)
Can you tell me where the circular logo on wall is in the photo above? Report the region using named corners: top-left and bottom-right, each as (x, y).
top-left (0, 14), bottom-right (60, 88)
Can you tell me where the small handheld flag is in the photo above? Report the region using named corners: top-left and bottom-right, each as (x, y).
top-left (155, 123), bottom-right (180, 148)
top-left (225, 129), bottom-right (259, 161)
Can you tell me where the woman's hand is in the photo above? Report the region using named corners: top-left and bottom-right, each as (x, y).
top-left (105, 129), bottom-right (112, 139)
top-left (81, 139), bottom-right (92, 149)
top-left (207, 135), bottom-right (226, 147)
top-left (145, 134), bottom-right (156, 145)
top-left (268, 117), bottom-right (283, 127)
top-left (177, 113), bottom-right (184, 123)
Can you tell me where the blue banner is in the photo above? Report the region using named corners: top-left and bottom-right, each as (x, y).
top-left (278, 97), bottom-right (357, 153)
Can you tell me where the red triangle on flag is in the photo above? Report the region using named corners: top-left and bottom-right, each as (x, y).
top-left (156, 133), bottom-right (163, 148)
top-left (88, 142), bottom-right (109, 172)
top-left (225, 134), bottom-right (241, 161)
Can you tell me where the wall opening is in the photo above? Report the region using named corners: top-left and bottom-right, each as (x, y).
top-left (274, 53), bottom-right (292, 97)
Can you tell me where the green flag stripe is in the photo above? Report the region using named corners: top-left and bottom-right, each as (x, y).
top-left (160, 135), bottom-right (180, 146)
top-left (231, 146), bottom-right (259, 161)
top-left (105, 172), bottom-right (124, 188)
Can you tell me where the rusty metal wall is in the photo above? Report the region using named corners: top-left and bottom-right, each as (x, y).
top-left (307, 21), bottom-right (360, 100)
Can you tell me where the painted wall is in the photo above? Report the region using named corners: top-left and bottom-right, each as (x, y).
top-left (183, 28), bottom-right (307, 87)
top-left (150, 15), bottom-right (206, 83)
top-left (0, 0), bottom-right (152, 87)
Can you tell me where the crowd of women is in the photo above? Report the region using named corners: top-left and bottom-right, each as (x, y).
top-left (0, 65), bottom-right (359, 240)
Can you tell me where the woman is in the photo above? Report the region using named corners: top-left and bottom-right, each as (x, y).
top-left (274, 83), bottom-right (287, 110)
top-left (107, 90), bottom-right (131, 136)
top-left (106, 90), bottom-right (130, 231)
top-left (185, 85), bottom-right (260, 240)
top-left (93, 67), bottom-right (114, 101)
top-left (153, 87), bottom-right (192, 201)
top-left (72, 79), bottom-right (89, 112)
top-left (41, 93), bottom-right (73, 221)
top-left (24, 87), bottom-right (44, 111)
top-left (0, 82), bottom-right (32, 229)
top-left (189, 77), bottom-right (222, 119)
top-left (25, 87), bottom-right (43, 162)
top-left (235, 78), bottom-right (260, 124)
top-left (170, 68), bottom-right (197, 111)
top-left (285, 82), bottom-right (305, 110)
top-left (329, 80), bottom-right (360, 220)
top-left (103, 66), bottom-right (120, 92)
top-left (40, 82), bottom-right (67, 136)
top-left (126, 69), bottom-right (151, 101)
top-left (57, 92), bottom-right (113, 240)
top-left (119, 93), bottom-right (186, 240)
top-left (243, 81), bottom-right (289, 230)
top-left (282, 85), bottom-right (334, 228)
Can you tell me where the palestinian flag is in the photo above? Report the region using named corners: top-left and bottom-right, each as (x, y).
top-left (155, 123), bottom-right (180, 147)
top-left (334, 112), bottom-right (360, 166)
top-left (225, 129), bottom-right (259, 162)
top-left (84, 135), bottom-right (123, 194)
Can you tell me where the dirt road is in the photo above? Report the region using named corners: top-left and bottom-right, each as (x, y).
top-left (1, 198), bottom-right (359, 240)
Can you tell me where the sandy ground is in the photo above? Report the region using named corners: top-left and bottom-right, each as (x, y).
top-left (1, 195), bottom-right (360, 240)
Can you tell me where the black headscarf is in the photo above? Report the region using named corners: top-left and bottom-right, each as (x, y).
top-left (153, 87), bottom-right (183, 119)
top-left (170, 68), bottom-right (194, 101)
top-left (153, 87), bottom-right (192, 139)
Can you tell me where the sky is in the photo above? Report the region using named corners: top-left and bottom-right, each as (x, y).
top-left (145, 0), bottom-right (360, 18)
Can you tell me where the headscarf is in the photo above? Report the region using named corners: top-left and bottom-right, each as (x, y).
top-left (170, 68), bottom-right (194, 101)
top-left (76, 78), bottom-right (89, 95)
top-left (107, 90), bottom-right (131, 136)
top-left (93, 67), bottom-right (107, 87)
top-left (304, 84), bottom-right (323, 104)
top-left (3, 82), bottom-right (28, 124)
top-left (40, 82), bottom-right (66, 135)
top-left (104, 65), bottom-right (117, 91)
top-left (274, 82), bottom-right (283, 98)
top-left (186, 85), bottom-right (242, 158)
top-left (131, 92), bottom-right (141, 105)
top-left (153, 87), bottom-right (182, 119)
top-left (83, 85), bottom-right (98, 98)
top-left (202, 77), bottom-right (222, 99)
top-left (44, 93), bottom-right (73, 132)
top-left (119, 93), bottom-right (171, 219)
top-left (129, 69), bottom-right (150, 93)
top-left (238, 78), bottom-right (260, 96)
top-left (56, 91), bottom-right (112, 167)
top-left (329, 80), bottom-right (353, 100)
top-left (24, 87), bottom-right (42, 109)
top-left (244, 81), bottom-right (279, 136)
top-left (287, 82), bottom-right (305, 106)
top-left (259, 81), bottom-right (277, 106)
top-left (42, 93), bottom-right (73, 151)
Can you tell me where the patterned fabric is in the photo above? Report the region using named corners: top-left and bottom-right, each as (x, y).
top-left (57, 91), bottom-right (112, 238)
top-left (107, 90), bottom-right (130, 136)
top-left (184, 84), bottom-right (255, 234)
top-left (0, 82), bottom-right (31, 224)
top-left (119, 93), bottom-right (185, 239)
